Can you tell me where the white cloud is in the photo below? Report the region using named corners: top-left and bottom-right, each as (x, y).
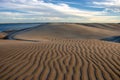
top-left (93, 0), bottom-right (120, 13)
top-left (93, 0), bottom-right (120, 7)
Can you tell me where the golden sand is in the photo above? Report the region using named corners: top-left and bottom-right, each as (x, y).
top-left (0, 23), bottom-right (120, 80)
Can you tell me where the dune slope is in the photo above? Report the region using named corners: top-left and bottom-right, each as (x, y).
top-left (0, 23), bottom-right (120, 80)
top-left (14, 23), bottom-right (120, 41)
top-left (0, 39), bottom-right (120, 80)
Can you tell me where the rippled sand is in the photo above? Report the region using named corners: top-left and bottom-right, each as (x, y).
top-left (0, 23), bottom-right (120, 80)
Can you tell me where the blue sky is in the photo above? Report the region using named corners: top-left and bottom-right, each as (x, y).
top-left (0, 0), bottom-right (120, 23)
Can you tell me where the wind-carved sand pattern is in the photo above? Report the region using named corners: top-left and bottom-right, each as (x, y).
top-left (0, 23), bottom-right (120, 80)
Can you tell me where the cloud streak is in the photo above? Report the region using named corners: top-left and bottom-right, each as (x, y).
top-left (92, 0), bottom-right (120, 13)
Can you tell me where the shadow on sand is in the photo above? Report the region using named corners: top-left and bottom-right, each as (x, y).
top-left (101, 36), bottom-right (120, 43)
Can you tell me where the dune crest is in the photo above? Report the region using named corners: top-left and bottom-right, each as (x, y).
top-left (13, 24), bottom-right (120, 41)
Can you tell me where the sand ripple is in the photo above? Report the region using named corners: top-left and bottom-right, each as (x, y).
top-left (0, 23), bottom-right (120, 80)
top-left (0, 39), bottom-right (120, 80)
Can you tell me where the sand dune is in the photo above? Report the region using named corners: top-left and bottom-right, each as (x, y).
top-left (79, 23), bottom-right (120, 31)
top-left (0, 23), bottom-right (120, 80)
top-left (13, 23), bottom-right (120, 41)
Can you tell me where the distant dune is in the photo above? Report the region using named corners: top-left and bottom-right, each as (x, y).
top-left (79, 23), bottom-right (120, 31)
top-left (0, 23), bottom-right (120, 80)
top-left (13, 23), bottom-right (120, 41)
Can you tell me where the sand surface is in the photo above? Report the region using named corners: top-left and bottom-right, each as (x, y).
top-left (0, 32), bottom-right (7, 39)
top-left (0, 23), bottom-right (120, 80)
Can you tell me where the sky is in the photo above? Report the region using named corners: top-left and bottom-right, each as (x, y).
top-left (0, 0), bottom-right (120, 23)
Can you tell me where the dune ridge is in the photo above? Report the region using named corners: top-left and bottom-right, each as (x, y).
top-left (0, 23), bottom-right (120, 80)
top-left (14, 24), bottom-right (120, 41)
